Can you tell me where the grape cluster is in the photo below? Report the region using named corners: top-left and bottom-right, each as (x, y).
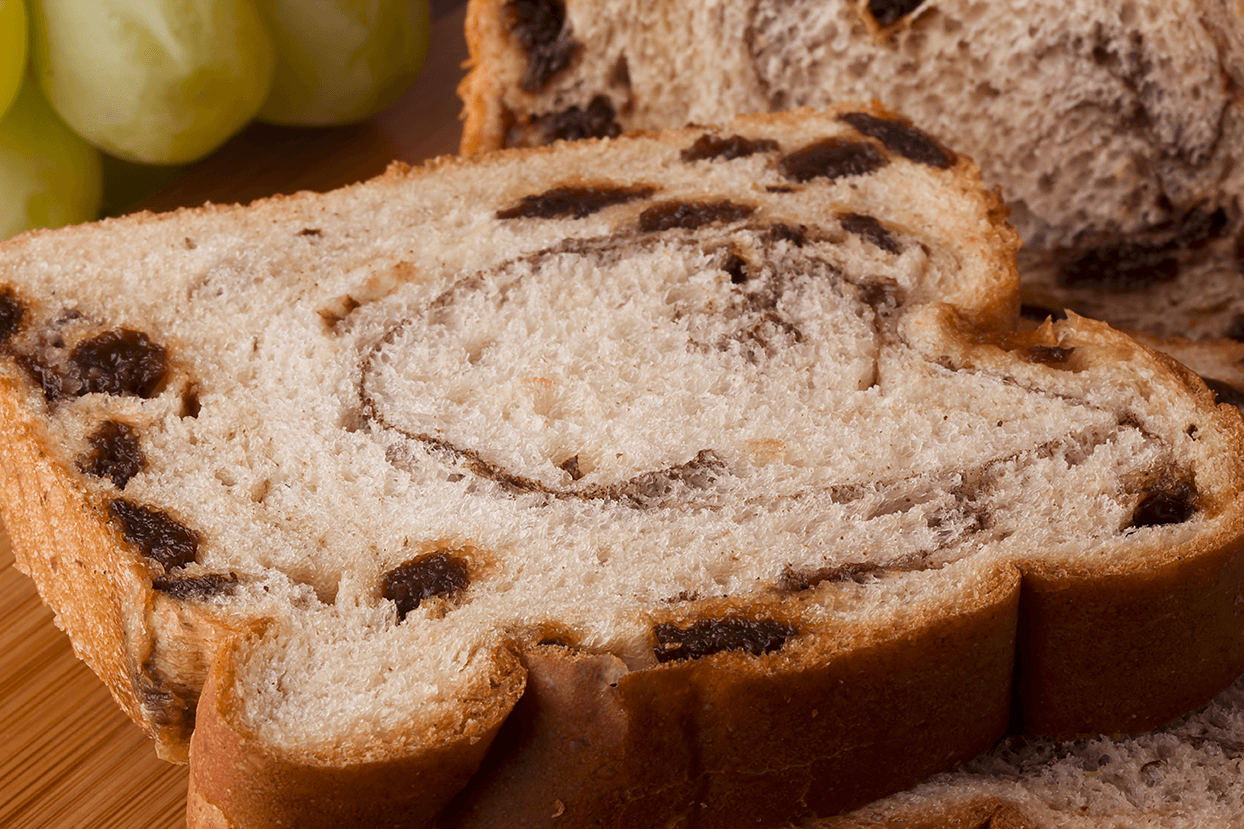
top-left (0, 0), bottom-right (432, 240)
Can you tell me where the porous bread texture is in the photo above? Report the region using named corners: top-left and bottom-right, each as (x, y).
top-left (460, 0), bottom-right (1244, 340)
top-left (1, 107), bottom-right (1244, 827)
top-left (823, 670), bottom-right (1244, 829)
top-left (1124, 333), bottom-right (1244, 411)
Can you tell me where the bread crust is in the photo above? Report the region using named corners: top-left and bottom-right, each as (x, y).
top-left (1015, 536), bottom-right (1244, 737)
top-left (445, 565), bottom-right (1020, 827)
top-left (187, 637), bottom-right (525, 829)
top-left (0, 371), bottom-right (173, 750)
top-left (821, 794), bottom-right (1043, 829)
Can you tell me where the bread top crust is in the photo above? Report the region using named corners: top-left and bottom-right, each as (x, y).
top-left (2, 106), bottom-right (1244, 827)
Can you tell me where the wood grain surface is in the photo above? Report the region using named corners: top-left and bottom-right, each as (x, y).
top-left (0, 5), bottom-right (469, 827)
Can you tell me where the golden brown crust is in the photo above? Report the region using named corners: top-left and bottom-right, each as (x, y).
top-left (459, 0), bottom-right (509, 155)
top-left (188, 636), bottom-right (527, 829)
top-left (1015, 535), bottom-right (1244, 737)
top-left (0, 371), bottom-right (167, 750)
top-left (445, 567), bottom-right (1021, 828)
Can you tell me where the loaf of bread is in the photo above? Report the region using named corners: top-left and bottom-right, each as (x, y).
top-left (3, 105), bottom-right (1244, 829)
top-left (460, 0), bottom-right (1244, 341)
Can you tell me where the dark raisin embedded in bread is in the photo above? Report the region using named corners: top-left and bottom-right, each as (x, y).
top-left (496, 184), bottom-right (656, 220)
top-left (839, 111), bottom-right (955, 169)
top-left (840, 212), bottom-right (901, 254)
top-left (653, 617), bottom-right (798, 663)
top-left (77, 420), bottom-right (144, 489)
top-left (108, 499), bottom-right (199, 570)
top-left (152, 572), bottom-right (239, 600)
top-left (779, 138), bottom-right (887, 182)
top-left (69, 329), bottom-right (168, 398)
top-left (536, 94), bottom-right (621, 143)
top-left (506, 0), bottom-right (578, 92)
top-left (0, 286), bottom-right (23, 346)
top-left (867, 0), bottom-right (927, 27)
top-left (681, 133), bottom-right (781, 163)
top-left (635, 199), bottom-right (755, 232)
top-left (381, 551), bottom-right (472, 620)
top-left (1020, 345), bottom-right (1075, 366)
top-left (1130, 481), bottom-right (1198, 528)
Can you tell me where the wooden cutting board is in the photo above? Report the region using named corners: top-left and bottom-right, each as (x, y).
top-left (0, 5), bottom-right (469, 827)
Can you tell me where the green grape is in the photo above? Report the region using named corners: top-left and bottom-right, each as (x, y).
top-left (254, 0), bottom-right (430, 127)
top-left (28, 0), bottom-right (275, 165)
top-left (0, 78), bottom-right (102, 240)
top-left (0, 0), bottom-right (27, 121)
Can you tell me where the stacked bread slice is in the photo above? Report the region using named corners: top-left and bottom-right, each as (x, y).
top-left (3, 107), bottom-right (1244, 828)
top-left (461, 0), bottom-right (1244, 352)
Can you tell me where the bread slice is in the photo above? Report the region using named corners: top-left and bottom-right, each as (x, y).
top-left (821, 669), bottom-right (1244, 829)
top-left (3, 105), bottom-right (1244, 829)
top-left (459, 0), bottom-right (1244, 340)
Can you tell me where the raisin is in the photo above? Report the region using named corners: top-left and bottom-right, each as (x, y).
top-left (1130, 481), bottom-right (1197, 528)
top-left (507, 0), bottom-right (564, 47)
top-left (653, 617), bottom-right (797, 663)
top-left (868, 0), bottom-right (926, 26)
top-left (767, 224), bottom-right (809, 247)
top-left (779, 138), bottom-right (887, 183)
top-left (723, 251), bottom-right (750, 284)
top-left (559, 455), bottom-right (584, 481)
top-left (152, 573), bottom-right (238, 600)
top-left (839, 212), bottom-right (900, 254)
top-left (69, 329), bottom-right (168, 398)
top-left (1021, 345), bottom-right (1075, 365)
top-left (297, 228), bottom-right (322, 237)
top-left (681, 133), bottom-right (780, 163)
top-left (382, 551), bottom-right (471, 620)
top-left (858, 280), bottom-right (903, 312)
top-left (181, 386), bottom-right (202, 418)
top-left (109, 499), bottom-right (200, 570)
top-left (497, 185), bottom-right (656, 220)
top-left (612, 54), bottom-right (631, 90)
top-left (1058, 242), bottom-right (1179, 291)
top-left (1019, 304), bottom-right (1067, 322)
top-left (1060, 207), bottom-right (1229, 291)
top-left (15, 353), bottom-right (66, 402)
top-left (839, 112), bottom-right (955, 169)
top-left (77, 420), bottom-right (144, 489)
top-left (506, 0), bottom-right (577, 91)
top-left (1202, 378), bottom-right (1244, 410)
top-left (0, 286), bottom-right (24, 348)
top-left (637, 200), bottom-right (756, 232)
top-left (1174, 207), bottom-right (1229, 249)
top-left (539, 95), bottom-right (622, 143)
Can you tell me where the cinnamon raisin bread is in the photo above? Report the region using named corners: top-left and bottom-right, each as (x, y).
top-left (460, 0), bottom-right (1244, 341)
top-left (3, 106), bottom-right (1244, 829)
